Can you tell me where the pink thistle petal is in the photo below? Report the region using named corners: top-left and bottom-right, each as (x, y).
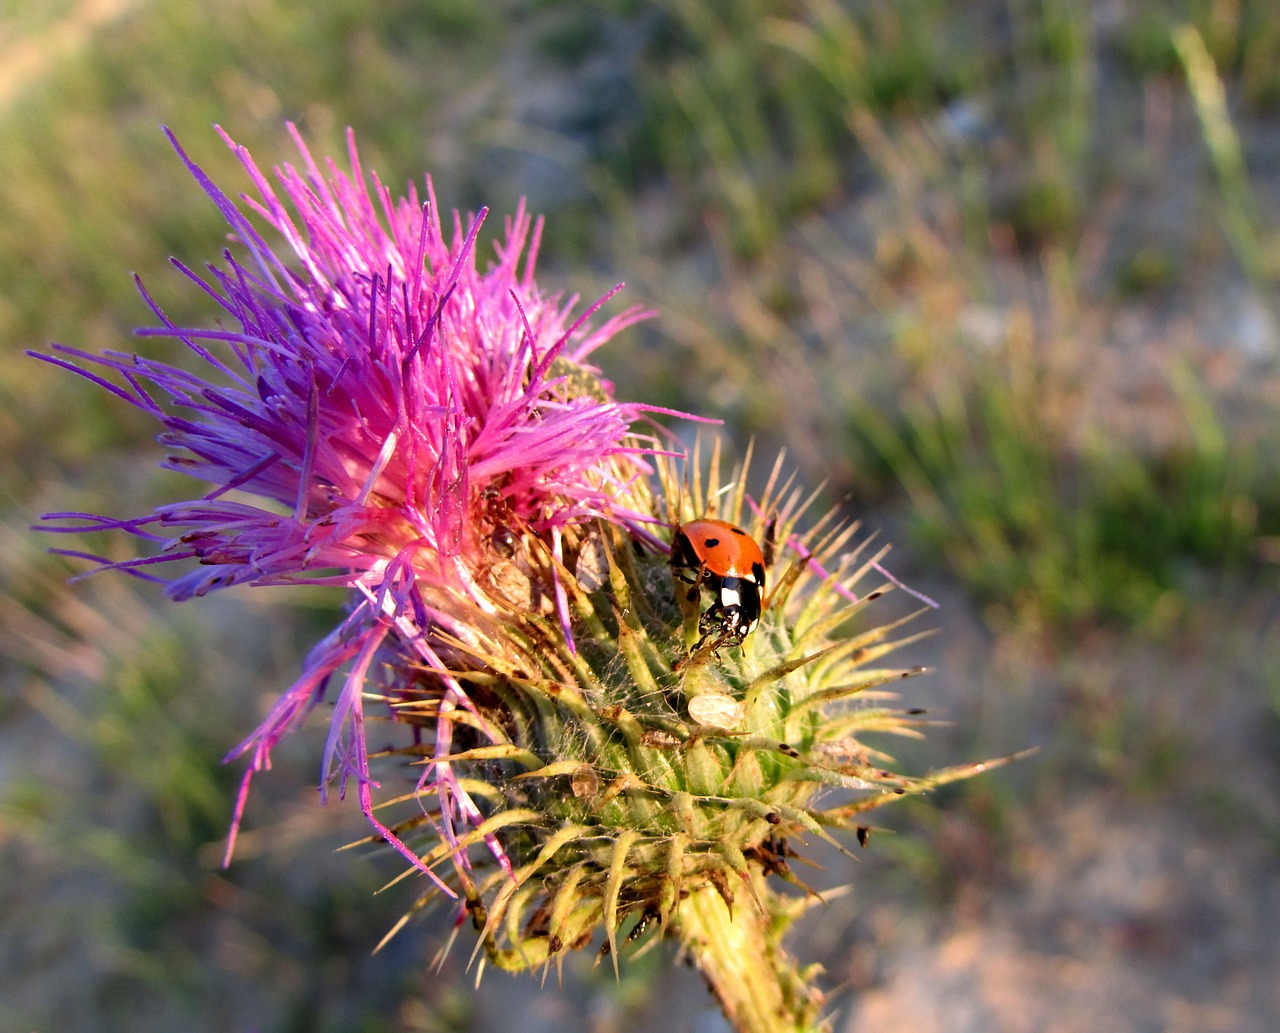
top-left (35, 122), bottom-right (703, 882)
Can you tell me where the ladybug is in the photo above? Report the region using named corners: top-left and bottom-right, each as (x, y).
top-left (671, 518), bottom-right (766, 647)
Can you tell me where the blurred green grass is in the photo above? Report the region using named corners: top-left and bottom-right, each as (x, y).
top-left (4, 1), bottom-right (1280, 1030)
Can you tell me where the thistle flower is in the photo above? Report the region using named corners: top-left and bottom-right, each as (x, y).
top-left (37, 126), bottom-right (1000, 1033)
top-left (34, 124), bottom-right (683, 883)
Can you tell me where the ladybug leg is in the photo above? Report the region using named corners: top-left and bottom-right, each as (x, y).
top-left (685, 577), bottom-right (703, 605)
top-left (669, 539), bottom-right (706, 600)
top-left (675, 626), bottom-right (731, 670)
top-left (689, 624), bottom-right (734, 658)
top-left (697, 592), bottom-right (727, 636)
top-left (675, 565), bottom-right (706, 605)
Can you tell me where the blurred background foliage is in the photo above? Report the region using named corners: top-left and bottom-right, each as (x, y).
top-left (3, 1), bottom-right (1280, 1031)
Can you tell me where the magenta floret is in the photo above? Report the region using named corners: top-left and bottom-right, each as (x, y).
top-left (34, 124), bottom-right (690, 887)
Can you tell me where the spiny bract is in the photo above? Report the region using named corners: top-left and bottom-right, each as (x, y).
top-left (365, 438), bottom-right (984, 978)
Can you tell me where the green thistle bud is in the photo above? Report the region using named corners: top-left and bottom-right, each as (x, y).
top-left (366, 438), bottom-right (998, 1031)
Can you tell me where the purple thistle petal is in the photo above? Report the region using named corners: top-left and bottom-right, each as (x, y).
top-left (37, 123), bottom-right (700, 883)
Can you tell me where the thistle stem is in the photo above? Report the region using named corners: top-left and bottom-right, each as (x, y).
top-left (674, 882), bottom-right (826, 1033)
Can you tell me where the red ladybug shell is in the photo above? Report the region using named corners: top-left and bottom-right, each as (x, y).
top-left (671, 518), bottom-right (766, 644)
top-left (676, 520), bottom-right (765, 582)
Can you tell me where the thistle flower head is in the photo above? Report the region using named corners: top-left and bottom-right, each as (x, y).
top-left (34, 124), bottom-right (685, 881)
top-left (37, 127), bottom-right (997, 1020)
top-left (373, 437), bottom-right (978, 987)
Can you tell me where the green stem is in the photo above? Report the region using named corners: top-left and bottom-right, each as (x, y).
top-left (673, 882), bottom-right (826, 1033)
